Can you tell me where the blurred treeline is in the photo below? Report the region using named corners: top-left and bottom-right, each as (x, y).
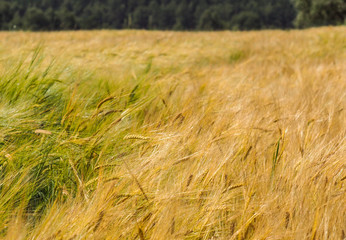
top-left (0, 0), bottom-right (345, 31)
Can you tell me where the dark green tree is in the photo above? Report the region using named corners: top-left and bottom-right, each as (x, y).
top-left (174, 0), bottom-right (194, 30)
top-left (45, 7), bottom-right (60, 30)
top-left (293, 0), bottom-right (346, 27)
top-left (198, 4), bottom-right (232, 30)
top-left (133, 6), bottom-right (150, 29)
top-left (231, 11), bottom-right (262, 30)
top-left (10, 11), bottom-right (23, 30)
top-left (24, 7), bottom-right (50, 30)
top-left (57, 8), bottom-right (77, 29)
top-left (80, 4), bottom-right (104, 29)
top-left (0, 1), bottom-right (13, 29)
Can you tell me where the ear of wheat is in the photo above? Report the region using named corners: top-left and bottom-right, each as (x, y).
top-left (123, 134), bottom-right (150, 140)
top-left (34, 129), bottom-right (52, 135)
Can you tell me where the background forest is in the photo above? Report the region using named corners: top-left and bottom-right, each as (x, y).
top-left (0, 0), bottom-right (345, 31)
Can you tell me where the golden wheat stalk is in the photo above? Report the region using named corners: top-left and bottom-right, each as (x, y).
top-left (97, 96), bottom-right (116, 109)
top-left (34, 129), bottom-right (52, 135)
top-left (123, 134), bottom-right (150, 140)
top-left (95, 163), bottom-right (120, 170)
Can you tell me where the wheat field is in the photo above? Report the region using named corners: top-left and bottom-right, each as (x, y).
top-left (0, 27), bottom-right (345, 239)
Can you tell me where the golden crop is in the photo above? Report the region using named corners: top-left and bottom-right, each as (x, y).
top-left (0, 27), bottom-right (345, 239)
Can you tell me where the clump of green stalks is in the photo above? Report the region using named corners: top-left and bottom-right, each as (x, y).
top-left (0, 48), bottom-right (158, 230)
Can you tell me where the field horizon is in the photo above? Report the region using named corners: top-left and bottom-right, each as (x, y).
top-left (0, 27), bottom-right (345, 239)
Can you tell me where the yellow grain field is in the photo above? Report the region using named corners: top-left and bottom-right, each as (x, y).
top-left (0, 27), bottom-right (345, 239)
